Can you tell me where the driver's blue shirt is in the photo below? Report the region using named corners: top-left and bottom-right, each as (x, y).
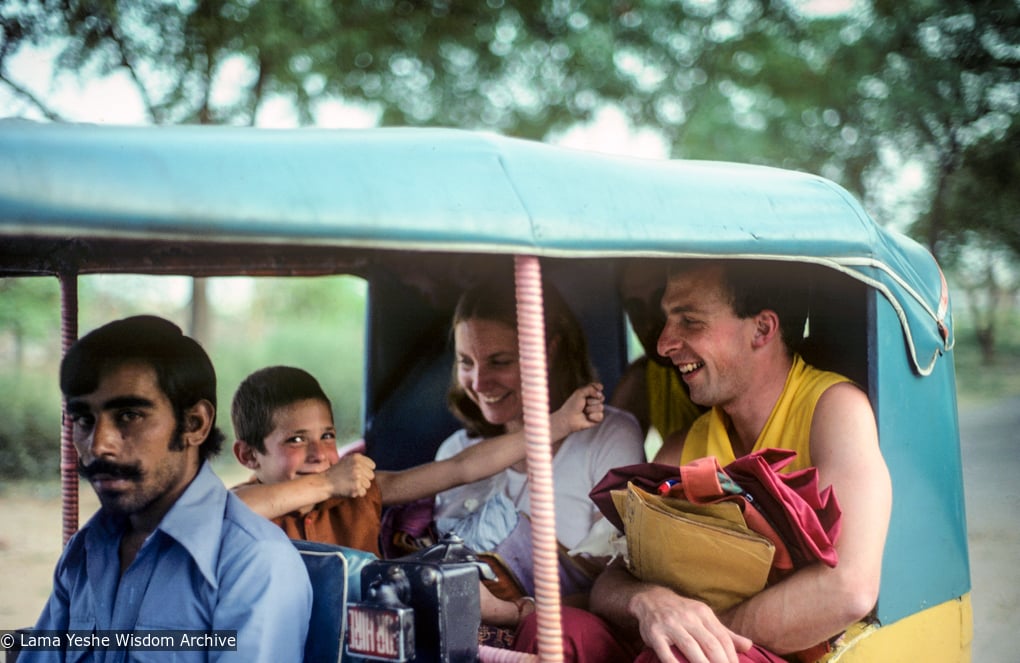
top-left (21, 462), bottom-right (312, 662)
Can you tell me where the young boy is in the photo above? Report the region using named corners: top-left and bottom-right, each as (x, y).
top-left (230, 365), bottom-right (604, 556)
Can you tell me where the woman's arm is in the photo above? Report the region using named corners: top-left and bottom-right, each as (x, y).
top-left (377, 382), bottom-right (605, 506)
top-left (232, 453), bottom-right (376, 519)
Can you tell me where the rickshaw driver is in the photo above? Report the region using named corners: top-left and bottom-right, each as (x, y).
top-left (21, 316), bottom-right (312, 663)
top-left (586, 261), bottom-right (893, 663)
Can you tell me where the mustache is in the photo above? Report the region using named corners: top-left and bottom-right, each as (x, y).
top-left (78, 458), bottom-right (143, 482)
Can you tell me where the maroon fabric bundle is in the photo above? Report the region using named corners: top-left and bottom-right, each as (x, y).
top-left (590, 462), bottom-right (680, 531)
top-left (725, 448), bottom-right (841, 570)
top-left (590, 448), bottom-right (842, 575)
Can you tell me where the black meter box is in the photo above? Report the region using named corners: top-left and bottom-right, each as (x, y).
top-left (347, 534), bottom-right (496, 663)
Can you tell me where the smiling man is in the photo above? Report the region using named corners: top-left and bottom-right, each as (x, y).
top-left (586, 260), bottom-right (892, 663)
top-left (21, 316), bottom-right (311, 663)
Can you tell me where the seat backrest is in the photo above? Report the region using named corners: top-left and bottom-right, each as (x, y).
top-left (292, 539), bottom-right (378, 663)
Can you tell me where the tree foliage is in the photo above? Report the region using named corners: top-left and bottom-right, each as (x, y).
top-left (3, 2), bottom-right (1014, 203)
top-left (1, 0), bottom-right (1018, 350)
top-left (0, 1), bottom-right (891, 180)
top-left (939, 122), bottom-right (1020, 264)
top-left (0, 277), bottom-right (60, 371)
top-left (853, 0), bottom-right (1020, 258)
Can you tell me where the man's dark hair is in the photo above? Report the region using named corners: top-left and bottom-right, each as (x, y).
top-left (231, 366), bottom-right (332, 454)
top-left (60, 315), bottom-right (225, 461)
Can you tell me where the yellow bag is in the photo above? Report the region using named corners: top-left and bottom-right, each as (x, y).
top-left (612, 482), bottom-right (775, 612)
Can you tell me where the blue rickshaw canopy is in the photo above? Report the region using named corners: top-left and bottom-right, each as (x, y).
top-left (0, 121), bottom-right (952, 375)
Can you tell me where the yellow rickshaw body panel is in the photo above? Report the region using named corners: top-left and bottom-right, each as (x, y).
top-left (822, 595), bottom-right (972, 663)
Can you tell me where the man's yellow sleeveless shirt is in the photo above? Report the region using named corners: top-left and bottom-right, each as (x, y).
top-left (679, 354), bottom-right (850, 472)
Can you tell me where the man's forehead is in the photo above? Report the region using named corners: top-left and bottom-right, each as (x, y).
top-left (71, 360), bottom-right (163, 404)
top-left (98, 359), bottom-right (159, 384)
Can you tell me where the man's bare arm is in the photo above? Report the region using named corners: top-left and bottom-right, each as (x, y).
top-left (720, 382), bottom-right (892, 653)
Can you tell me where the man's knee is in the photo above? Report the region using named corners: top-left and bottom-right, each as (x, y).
top-left (514, 606), bottom-right (635, 662)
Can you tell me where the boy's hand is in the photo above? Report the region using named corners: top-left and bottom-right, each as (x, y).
top-left (325, 453), bottom-right (376, 498)
top-left (551, 382), bottom-right (605, 441)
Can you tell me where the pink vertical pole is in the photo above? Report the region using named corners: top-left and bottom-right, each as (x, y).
top-left (513, 255), bottom-right (563, 663)
top-left (59, 272), bottom-right (79, 544)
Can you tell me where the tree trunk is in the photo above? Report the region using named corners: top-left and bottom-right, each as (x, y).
top-left (975, 326), bottom-right (996, 365)
top-left (928, 162), bottom-right (950, 259)
top-left (190, 277), bottom-right (211, 346)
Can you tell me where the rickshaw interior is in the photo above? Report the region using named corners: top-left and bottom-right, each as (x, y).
top-left (1, 235), bottom-right (871, 473)
top-left (361, 251), bottom-right (871, 472)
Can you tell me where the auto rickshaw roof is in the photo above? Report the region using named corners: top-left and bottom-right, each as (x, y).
top-left (0, 121), bottom-right (952, 374)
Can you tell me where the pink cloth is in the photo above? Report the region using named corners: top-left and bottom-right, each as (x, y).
top-left (724, 448), bottom-right (841, 570)
top-left (378, 496), bottom-right (436, 559)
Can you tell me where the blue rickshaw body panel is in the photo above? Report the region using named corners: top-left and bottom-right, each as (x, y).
top-left (872, 293), bottom-right (969, 625)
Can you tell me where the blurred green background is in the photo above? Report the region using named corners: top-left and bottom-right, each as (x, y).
top-left (0, 275), bottom-right (367, 480)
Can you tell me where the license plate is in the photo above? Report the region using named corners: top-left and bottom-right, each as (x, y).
top-left (346, 603), bottom-right (415, 661)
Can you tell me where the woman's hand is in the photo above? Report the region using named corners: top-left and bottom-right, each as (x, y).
top-left (324, 453), bottom-right (376, 498)
top-left (551, 382), bottom-right (605, 441)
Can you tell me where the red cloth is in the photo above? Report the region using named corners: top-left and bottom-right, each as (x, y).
top-left (513, 608), bottom-right (639, 662)
top-left (514, 609), bottom-right (787, 663)
top-left (633, 644), bottom-right (787, 663)
top-left (724, 448), bottom-right (841, 570)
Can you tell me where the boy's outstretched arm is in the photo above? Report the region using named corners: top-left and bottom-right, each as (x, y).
top-left (377, 382), bottom-right (605, 506)
top-left (231, 452), bottom-right (376, 519)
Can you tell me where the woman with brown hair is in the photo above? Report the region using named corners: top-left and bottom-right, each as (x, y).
top-left (434, 277), bottom-right (645, 605)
